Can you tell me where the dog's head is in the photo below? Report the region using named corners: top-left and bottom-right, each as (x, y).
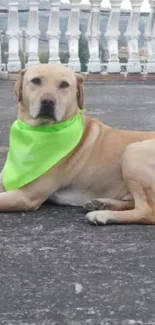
top-left (14, 64), bottom-right (84, 125)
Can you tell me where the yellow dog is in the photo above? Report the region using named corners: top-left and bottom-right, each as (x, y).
top-left (1, 63), bottom-right (155, 226)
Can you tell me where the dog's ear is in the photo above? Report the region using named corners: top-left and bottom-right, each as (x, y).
top-left (75, 73), bottom-right (85, 110)
top-left (14, 69), bottom-right (27, 102)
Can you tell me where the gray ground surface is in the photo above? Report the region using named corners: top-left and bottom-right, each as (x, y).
top-left (0, 80), bottom-right (155, 325)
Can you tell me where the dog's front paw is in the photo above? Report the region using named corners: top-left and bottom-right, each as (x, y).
top-left (85, 211), bottom-right (109, 225)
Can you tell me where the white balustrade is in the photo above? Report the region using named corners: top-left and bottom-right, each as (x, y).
top-left (66, 0), bottom-right (81, 72)
top-left (105, 0), bottom-right (121, 73)
top-left (145, 0), bottom-right (155, 73)
top-left (85, 0), bottom-right (102, 73)
top-left (46, 0), bottom-right (61, 64)
top-left (26, 0), bottom-right (40, 67)
top-left (6, 0), bottom-right (21, 72)
top-left (2, 0), bottom-right (155, 75)
top-left (0, 32), bottom-right (3, 70)
top-left (125, 0), bottom-right (142, 73)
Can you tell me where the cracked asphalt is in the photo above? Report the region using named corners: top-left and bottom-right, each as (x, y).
top-left (0, 79), bottom-right (155, 325)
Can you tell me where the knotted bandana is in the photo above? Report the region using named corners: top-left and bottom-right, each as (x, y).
top-left (2, 112), bottom-right (84, 191)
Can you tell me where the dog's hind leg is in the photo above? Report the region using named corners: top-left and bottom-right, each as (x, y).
top-left (86, 140), bottom-right (155, 225)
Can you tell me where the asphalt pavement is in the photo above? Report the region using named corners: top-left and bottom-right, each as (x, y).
top-left (0, 80), bottom-right (155, 325)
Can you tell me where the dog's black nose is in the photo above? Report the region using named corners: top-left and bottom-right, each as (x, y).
top-left (41, 99), bottom-right (55, 107)
top-left (38, 99), bottom-right (56, 119)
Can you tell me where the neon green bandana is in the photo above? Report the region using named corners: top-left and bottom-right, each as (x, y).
top-left (2, 113), bottom-right (84, 191)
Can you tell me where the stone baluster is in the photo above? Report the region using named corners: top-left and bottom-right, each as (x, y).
top-left (46, 0), bottom-right (61, 64)
top-left (145, 0), bottom-right (155, 73)
top-left (0, 32), bottom-right (3, 70)
top-left (0, 32), bottom-right (7, 78)
top-left (105, 0), bottom-right (121, 73)
top-left (125, 0), bottom-right (142, 73)
top-left (26, 0), bottom-right (40, 67)
top-left (85, 0), bottom-right (101, 73)
top-left (6, 0), bottom-right (21, 72)
top-left (66, 0), bottom-right (81, 72)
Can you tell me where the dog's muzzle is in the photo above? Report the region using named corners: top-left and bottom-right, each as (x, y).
top-left (37, 99), bottom-right (56, 120)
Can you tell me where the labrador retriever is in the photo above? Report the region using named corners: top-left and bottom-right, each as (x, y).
top-left (1, 63), bottom-right (155, 226)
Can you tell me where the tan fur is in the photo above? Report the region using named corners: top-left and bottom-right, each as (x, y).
top-left (1, 63), bottom-right (155, 225)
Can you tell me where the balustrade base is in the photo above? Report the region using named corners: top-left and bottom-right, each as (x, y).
top-left (0, 69), bottom-right (8, 79)
top-left (146, 61), bottom-right (155, 73)
top-left (49, 58), bottom-right (60, 65)
top-left (0, 63), bottom-right (6, 72)
top-left (7, 60), bottom-right (21, 72)
top-left (68, 60), bottom-right (81, 72)
top-left (107, 60), bottom-right (121, 73)
top-left (26, 59), bottom-right (40, 68)
top-left (127, 60), bottom-right (141, 73)
top-left (87, 60), bottom-right (101, 73)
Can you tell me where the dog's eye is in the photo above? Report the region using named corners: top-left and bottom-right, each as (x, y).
top-left (31, 77), bottom-right (41, 85)
top-left (59, 81), bottom-right (69, 89)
